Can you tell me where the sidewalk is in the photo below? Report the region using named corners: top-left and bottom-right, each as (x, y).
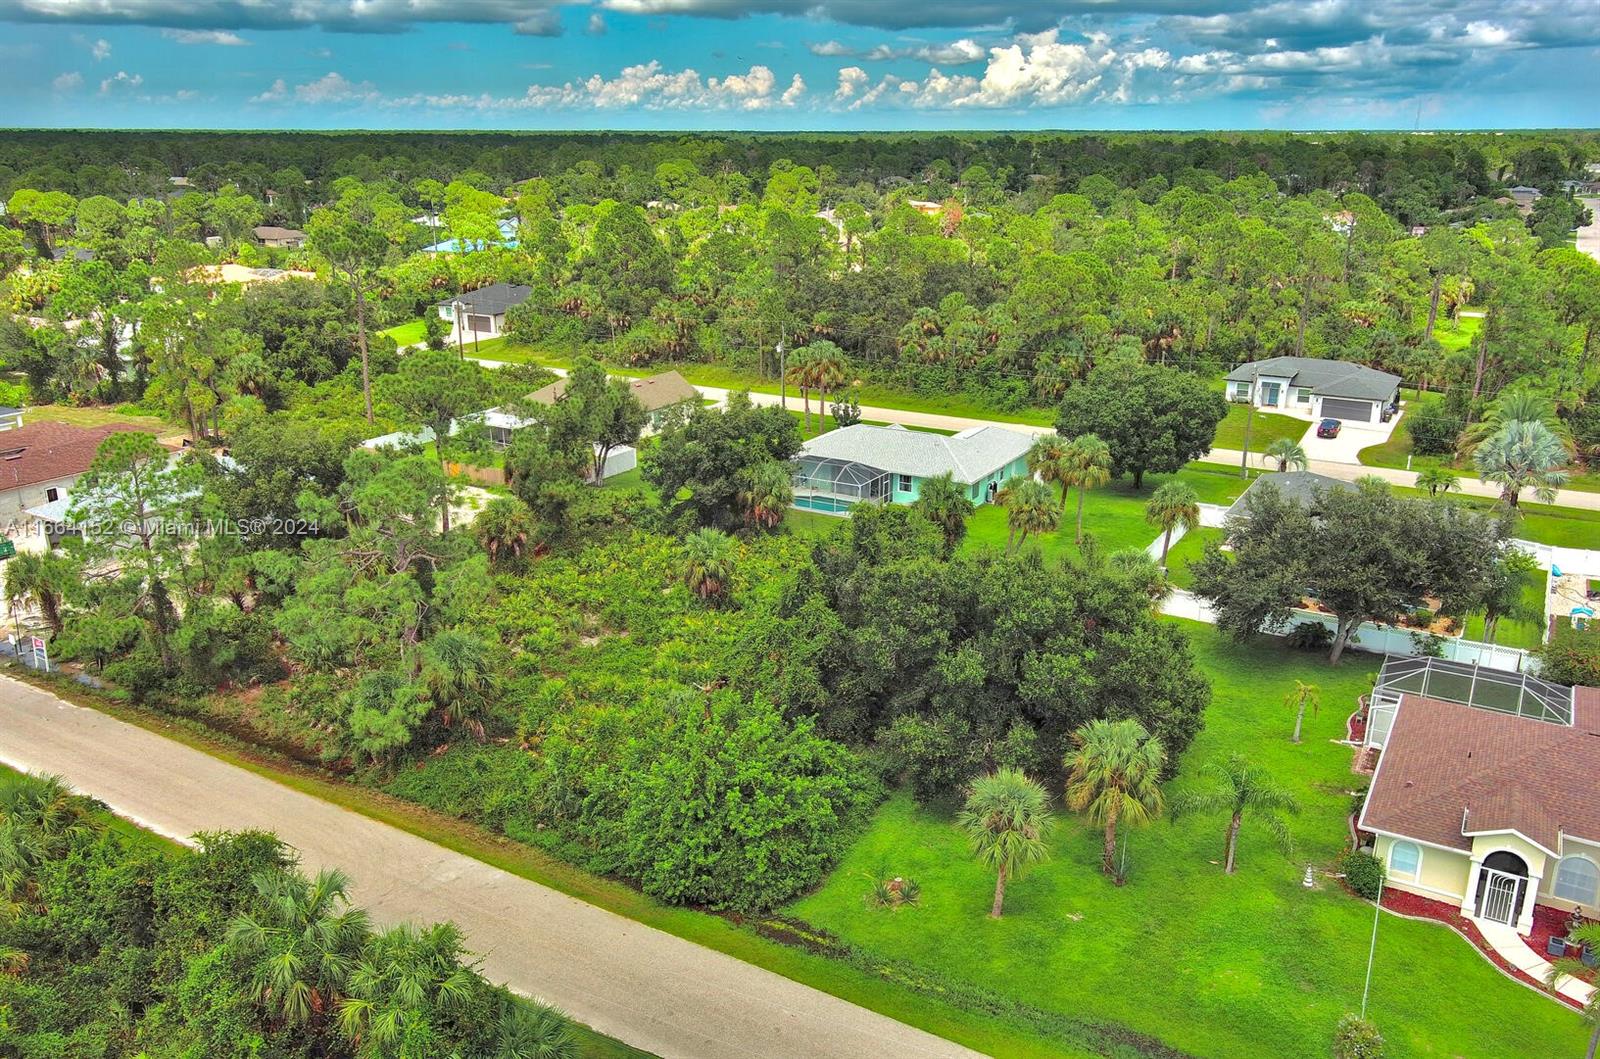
top-left (1478, 920), bottom-right (1596, 1007)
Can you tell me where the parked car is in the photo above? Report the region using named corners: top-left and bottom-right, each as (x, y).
top-left (1316, 418), bottom-right (1342, 438)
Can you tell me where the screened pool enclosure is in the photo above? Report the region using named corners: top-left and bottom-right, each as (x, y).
top-left (793, 455), bottom-right (891, 511)
top-left (1365, 655), bottom-right (1574, 747)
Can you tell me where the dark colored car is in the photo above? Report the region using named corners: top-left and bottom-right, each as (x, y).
top-left (1316, 418), bottom-right (1342, 438)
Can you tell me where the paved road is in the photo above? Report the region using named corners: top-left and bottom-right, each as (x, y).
top-left (1577, 197), bottom-right (1600, 265)
top-left (0, 676), bottom-right (982, 1059)
top-left (469, 353), bottom-right (1600, 510)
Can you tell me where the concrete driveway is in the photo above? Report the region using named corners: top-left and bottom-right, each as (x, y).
top-left (1296, 408), bottom-right (1399, 465)
top-left (1577, 197), bottom-right (1600, 265)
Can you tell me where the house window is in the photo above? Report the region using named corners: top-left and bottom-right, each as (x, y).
top-left (45, 487), bottom-right (58, 502)
top-left (897, 474), bottom-right (912, 493)
top-left (440, 305), bottom-right (454, 319)
top-left (1554, 856), bottom-right (1600, 904)
top-left (1388, 840), bottom-right (1421, 880)
top-left (467, 314), bottom-right (493, 333)
top-left (1294, 387), bottom-right (1312, 404)
top-left (1229, 382), bottom-right (1251, 402)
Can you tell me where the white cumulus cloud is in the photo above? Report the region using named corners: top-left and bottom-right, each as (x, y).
top-left (162, 28), bottom-right (249, 45)
top-left (98, 69), bottom-right (142, 94)
top-left (51, 70), bottom-right (83, 92)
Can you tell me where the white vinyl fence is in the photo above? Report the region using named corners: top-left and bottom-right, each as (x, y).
top-left (1276, 608), bottom-right (1536, 673)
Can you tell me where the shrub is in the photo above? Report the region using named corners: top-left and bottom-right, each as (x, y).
top-left (622, 692), bottom-right (877, 913)
top-left (1339, 849), bottom-right (1386, 900)
top-left (1332, 1014), bottom-right (1385, 1059)
top-left (1537, 622), bottom-right (1600, 687)
top-left (1404, 401), bottom-right (1463, 456)
top-left (1285, 621), bottom-right (1334, 651)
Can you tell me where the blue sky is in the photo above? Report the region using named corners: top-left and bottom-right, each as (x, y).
top-left (3, 1), bottom-right (1597, 130)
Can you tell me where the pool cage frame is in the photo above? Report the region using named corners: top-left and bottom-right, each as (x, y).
top-left (1365, 655), bottom-right (1574, 747)
top-left (792, 456), bottom-right (892, 507)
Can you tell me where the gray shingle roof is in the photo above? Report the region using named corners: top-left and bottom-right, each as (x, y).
top-left (1225, 357), bottom-right (1400, 401)
top-left (800, 423), bottom-right (1034, 483)
top-left (439, 282), bottom-right (533, 316)
top-left (1225, 470), bottom-right (1355, 516)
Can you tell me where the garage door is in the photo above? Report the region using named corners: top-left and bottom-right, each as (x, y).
top-left (1322, 397), bottom-right (1374, 423)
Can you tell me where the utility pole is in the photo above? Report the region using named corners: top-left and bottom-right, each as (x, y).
top-left (454, 301), bottom-right (464, 359)
top-left (778, 327), bottom-right (787, 412)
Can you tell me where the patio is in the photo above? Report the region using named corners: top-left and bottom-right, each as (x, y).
top-left (792, 455), bottom-right (891, 514)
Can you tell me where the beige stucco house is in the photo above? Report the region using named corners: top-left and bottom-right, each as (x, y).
top-left (1358, 657), bottom-right (1600, 934)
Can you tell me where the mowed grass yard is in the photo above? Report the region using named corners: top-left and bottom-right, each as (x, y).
top-left (786, 624), bottom-right (1590, 1058)
top-left (963, 463), bottom-right (1257, 562)
top-left (1211, 402), bottom-right (1307, 452)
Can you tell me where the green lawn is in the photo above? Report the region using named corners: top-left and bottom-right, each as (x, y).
top-left (786, 625), bottom-right (1590, 1058)
top-left (964, 464), bottom-right (1256, 563)
top-left (1212, 403), bottom-right (1308, 452)
top-left (1432, 313), bottom-right (1482, 355)
top-left (785, 408), bottom-right (958, 439)
top-left (25, 403), bottom-right (175, 432)
top-left (382, 318), bottom-right (428, 347)
top-left (1461, 568), bottom-right (1547, 650)
top-left (1162, 526), bottom-right (1224, 590)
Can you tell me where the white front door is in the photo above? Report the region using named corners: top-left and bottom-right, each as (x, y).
top-left (1479, 869), bottom-right (1520, 925)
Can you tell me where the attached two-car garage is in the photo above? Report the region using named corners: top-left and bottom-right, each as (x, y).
top-left (1319, 396), bottom-right (1378, 423)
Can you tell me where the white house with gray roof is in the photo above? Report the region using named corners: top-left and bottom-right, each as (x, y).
top-left (793, 423), bottom-right (1034, 514)
top-left (1224, 356), bottom-right (1401, 425)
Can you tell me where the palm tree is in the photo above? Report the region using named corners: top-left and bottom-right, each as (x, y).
top-left (1064, 719), bottom-right (1166, 881)
top-left (1144, 482), bottom-right (1200, 568)
top-left (1262, 437), bottom-right (1308, 473)
top-left (1026, 434), bottom-right (1069, 510)
top-left (1415, 466), bottom-right (1459, 498)
top-left (1171, 755), bottom-right (1299, 874)
top-left (1060, 434), bottom-right (1112, 546)
top-left (959, 768), bottom-right (1050, 918)
top-left (0, 772), bottom-right (99, 903)
top-left (228, 867), bottom-right (372, 1030)
top-left (496, 996), bottom-right (577, 1059)
top-left (787, 340), bottom-right (847, 434)
top-left (996, 476), bottom-right (1060, 553)
top-left (1545, 920), bottom-right (1600, 1059)
top-left (3, 550), bottom-right (79, 635)
top-left (912, 471), bottom-right (974, 556)
top-left (475, 497), bottom-right (538, 569)
top-left (1283, 680), bottom-right (1320, 744)
top-left (1474, 420), bottom-right (1570, 507)
top-left (735, 460), bottom-right (793, 532)
top-left (421, 629), bottom-right (495, 740)
top-left (337, 922), bottom-right (481, 1054)
top-left (682, 528), bottom-right (736, 604)
top-left (1460, 390), bottom-right (1574, 456)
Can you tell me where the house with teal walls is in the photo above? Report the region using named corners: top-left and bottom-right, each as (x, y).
top-left (792, 423), bottom-right (1036, 514)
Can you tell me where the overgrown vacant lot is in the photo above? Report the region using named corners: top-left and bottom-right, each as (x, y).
top-left (787, 624), bottom-right (1589, 1058)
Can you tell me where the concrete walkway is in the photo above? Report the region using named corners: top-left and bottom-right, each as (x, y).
top-left (0, 676), bottom-right (980, 1059)
top-left (1477, 920), bottom-right (1596, 1007)
top-left (1577, 197), bottom-right (1600, 266)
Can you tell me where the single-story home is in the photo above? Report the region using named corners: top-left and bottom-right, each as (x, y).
top-left (1224, 356), bottom-right (1401, 425)
top-left (253, 225), bottom-right (306, 249)
top-left (793, 423), bottom-right (1034, 514)
top-left (523, 370), bottom-right (699, 437)
top-left (436, 283), bottom-right (533, 344)
top-left (49, 246), bottom-right (94, 263)
top-left (422, 219), bottom-right (519, 254)
top-left (1223, 470), bottom-right (1354, 519)
top-left (0, 422), bottom-right (160, 538)
top-left (1359, 656), bottom-right (1600, 934)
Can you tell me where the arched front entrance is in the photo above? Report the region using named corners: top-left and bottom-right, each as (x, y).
top-left (1474, 850), bottom-right (1529, 926)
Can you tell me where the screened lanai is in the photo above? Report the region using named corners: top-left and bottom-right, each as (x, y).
top-left (793, 455), bottom-right (891, 512)
top-left (1365, 656), bottom-right (1575, 748)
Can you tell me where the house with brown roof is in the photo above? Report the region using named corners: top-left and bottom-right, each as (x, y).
top-left (0, 421), bottom-right (160, 530)
top-left (253, 225), bottom-right (307, 249)
top-left (1358, 656), bottom-right (1600, 935)
top-left (524, 370), bottom-right (699, 437)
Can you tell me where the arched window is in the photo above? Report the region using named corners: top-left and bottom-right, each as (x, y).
top-left (1389, 840), bottom-right (1421, 880)
top-left (1554, 856), bottom-right (1600, 905)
